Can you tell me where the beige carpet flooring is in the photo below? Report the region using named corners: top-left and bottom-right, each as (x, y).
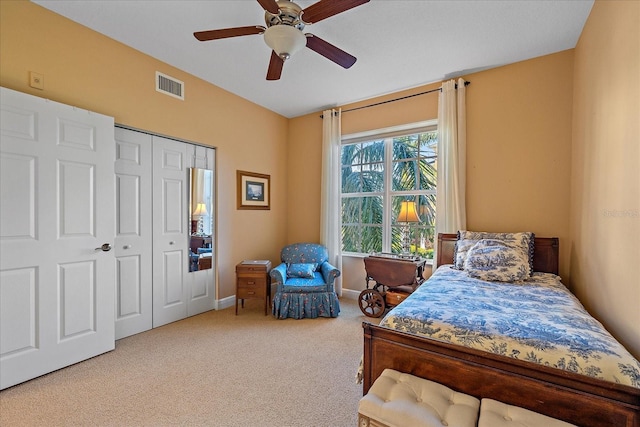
top-left (0, 298), bottom-right (380, 427)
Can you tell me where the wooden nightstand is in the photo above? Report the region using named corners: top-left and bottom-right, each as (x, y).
top-left (236, 260), bottom-right (272, 315)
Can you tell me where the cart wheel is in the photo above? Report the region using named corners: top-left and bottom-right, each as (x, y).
top-left (358, 289), bottom-right (386, 318)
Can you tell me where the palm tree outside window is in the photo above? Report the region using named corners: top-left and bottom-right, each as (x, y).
top-left (341, 121), bottom-right (437, 259)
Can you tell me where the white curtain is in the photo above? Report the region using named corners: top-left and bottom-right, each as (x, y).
top-left (320, 108), bottom-right (343, 296)
top-left (435, 78), bottom-right (467, 266)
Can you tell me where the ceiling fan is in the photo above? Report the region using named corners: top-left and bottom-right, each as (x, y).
top-left (194, 0), bottom-right (370, 80)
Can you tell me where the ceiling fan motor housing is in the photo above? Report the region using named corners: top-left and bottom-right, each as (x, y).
top-left (263, 0), bottom-right (307, 60)
top-left (265, 0), bottom-right (305, 30)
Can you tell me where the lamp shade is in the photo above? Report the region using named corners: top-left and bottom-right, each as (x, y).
top-left (397, 201), bottom-right (421, 223)
top-left (264, 25), bottom-right (306, 60)
top-left (192, 202), bottom-right (208, 217)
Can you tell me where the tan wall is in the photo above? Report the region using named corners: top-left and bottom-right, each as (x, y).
top-left (288, 53), bottom-right (574, 292)
top-left (465, 51), bottom-right (574, 281)
top-left (0, 1), bottom-right (289, 299)
top-left (571, 0), bottom-right (640, 357)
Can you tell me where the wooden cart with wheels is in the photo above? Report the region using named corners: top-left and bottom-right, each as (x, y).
top-left (358, 255), bottom-right (426, 318)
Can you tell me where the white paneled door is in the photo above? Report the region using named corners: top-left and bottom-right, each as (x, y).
top-left (152, 136), bottom-right (189, 327)
top-left (0, 87), bottom-right (115, 389)
top-left (114, 127), bottom-right (152, 339)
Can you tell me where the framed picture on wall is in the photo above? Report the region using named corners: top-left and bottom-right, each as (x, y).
top-left (237, 170), bottom-right (270, 210)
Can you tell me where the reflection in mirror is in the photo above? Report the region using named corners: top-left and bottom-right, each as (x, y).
top-left (189, 167), bottom-right (213, 272)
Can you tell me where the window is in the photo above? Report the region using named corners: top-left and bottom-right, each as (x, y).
top-left (341, 121), bottom-right (437, 259)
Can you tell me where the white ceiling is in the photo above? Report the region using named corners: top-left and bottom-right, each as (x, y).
top-left (33, 0), bottom-right (594, 118)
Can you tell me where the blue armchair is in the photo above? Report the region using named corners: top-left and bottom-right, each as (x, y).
top-left (270, 243), bottom-right (341, 319)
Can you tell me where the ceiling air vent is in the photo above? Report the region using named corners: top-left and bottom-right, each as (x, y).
top-left (156, 71), bottom-right (184, 100)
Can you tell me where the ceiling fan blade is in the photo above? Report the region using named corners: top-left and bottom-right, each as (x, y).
top-left (194, 26), bottom-right (264, 41)
top-left (266, 51), bottom-right (284, 80)
top-left (306, 34), bottom-right (356, 69)
top-left (257, 0), bottom-right (280, 14)
top-left (302, 0), bottom-right (370, 24)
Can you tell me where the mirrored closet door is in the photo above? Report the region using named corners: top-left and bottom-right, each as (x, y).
top-left (114, 126), bottom-right (216, 339)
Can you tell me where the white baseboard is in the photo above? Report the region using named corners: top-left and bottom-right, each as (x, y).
top-left (215, 295), bottom-right (235, 310)
top-left (341, 288), bottom-right (360, 300)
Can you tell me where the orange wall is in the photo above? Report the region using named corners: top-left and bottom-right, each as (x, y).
top-left (288, 53), bottom-right (574, 291)
top-left (571, 0), bottom-right (639, 357)
top-left (0, 1), bottom-right (289, 299)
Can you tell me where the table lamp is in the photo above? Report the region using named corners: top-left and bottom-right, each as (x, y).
top-left (397, 200), bottom-right (421, 254)
top-left (192, 202), bottom-right (208, 236)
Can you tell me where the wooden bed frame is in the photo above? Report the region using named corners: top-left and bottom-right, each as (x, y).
top-left (362, 233), bottom-right (639, 427)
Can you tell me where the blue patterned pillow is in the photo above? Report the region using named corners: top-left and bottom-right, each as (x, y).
top-left (454, 230), bottom-right (535, 275)
top-left (465, 239), bottom-right (530, 282)
top-left (286, 263), bottom-right (317, 278)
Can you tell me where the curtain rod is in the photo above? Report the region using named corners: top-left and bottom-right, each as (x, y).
top-left (320, 81), bottom-right (470, 118)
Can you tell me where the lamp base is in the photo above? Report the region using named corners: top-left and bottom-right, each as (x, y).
top-left (401, 223), bottom-right (412, 255)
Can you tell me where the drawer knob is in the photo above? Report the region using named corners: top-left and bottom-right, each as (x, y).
top-left (248, 291), bottom-right (255, 295)
top-left (248, 281), bottom-right (255, 285)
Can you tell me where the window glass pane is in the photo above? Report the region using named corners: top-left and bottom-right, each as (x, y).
top-left (341, 196), bottom-right (384, 225)
top-left (392, 159), bottom-right (419, 191)
top-left (417, 194), bottom-right (436, 228)
top-left (392, 134), bottom-right (419, 160)
top-left (342, 196), bottom-right (382, 253)
top-left (419, 132), bottom-right (438, 190)
top-left (419, 164), bottom-right (437, 190)
top-left (341, 225), bottom-right (382, 253)
top-left (341, 142), bottom-right (384, 193)
top-left (360, 225), bottom-right (382, 253)
top-left (341, 164), bottom-right (362, 193)
top-left (360, 140), bottom-right (385, 163)
top-left (361, 162), bottom-right (384, 193)
top-left (360, 195), bottom-right (383, 224)
top-left (412, 225), bottom-right (435, 259)
top-left (341, 225), bottom-right (361, 253)
top-left (419, 132), bottom-right (438, 158)
top-left (391, 225), bottom-right (404, 254)
top-left (341, 197), bottom-right (361, 224)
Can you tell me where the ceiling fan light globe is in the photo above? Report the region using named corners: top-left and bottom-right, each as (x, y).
top-left (264, 25), bottom-right (306, 60)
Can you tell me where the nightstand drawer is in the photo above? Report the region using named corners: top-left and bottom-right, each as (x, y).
top-left (237, 287), bottom-right (265, 299)
top-left (237, 279), bottom-right (266, 298)
top-left (236, 265), bottom-right (269, 274)
top-left (237, 277), bottom-right (266, 287)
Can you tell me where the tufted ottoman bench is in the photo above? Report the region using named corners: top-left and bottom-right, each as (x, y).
top-left (358, 369), bottom-right (480, 427)
top-left (478, 399), bottom-right (577, 427)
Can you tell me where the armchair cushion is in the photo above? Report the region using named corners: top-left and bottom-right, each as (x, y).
top-left (283, 273), bottom-right (327, 293)
top-left (286, 263), bottom-right (317, 279)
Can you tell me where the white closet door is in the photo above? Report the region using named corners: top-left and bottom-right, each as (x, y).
top-left (152, 136), bottom-right (188, 327)
top-left (187, 144), bottom-right (216, 316)
top-left (114, 127), bottom-right (152, 339)
top-left (0, 87), bottom-right (115, 389)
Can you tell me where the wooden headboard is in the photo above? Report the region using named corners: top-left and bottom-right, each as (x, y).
top-left (436, 233), bottom-right (559, 275)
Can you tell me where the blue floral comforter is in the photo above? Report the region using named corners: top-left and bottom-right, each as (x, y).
top-left (379, 265), bottom-right (640, 388)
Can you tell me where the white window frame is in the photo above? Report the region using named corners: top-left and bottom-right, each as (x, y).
top-left (341, 119), bottom-right (437, 256)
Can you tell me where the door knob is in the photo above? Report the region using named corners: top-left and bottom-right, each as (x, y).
top-left (95, 243), bottom-right (112, 252)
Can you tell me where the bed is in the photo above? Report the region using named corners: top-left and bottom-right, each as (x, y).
top-left (362, 233), bottom-right (640, 427)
